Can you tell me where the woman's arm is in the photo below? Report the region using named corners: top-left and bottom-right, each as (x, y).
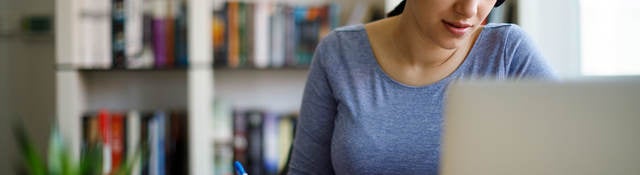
top-left (288, 36), bottom-right (338, 175)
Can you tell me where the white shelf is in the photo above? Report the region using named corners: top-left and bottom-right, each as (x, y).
top-left (214, 69), bottom-right (309, 113)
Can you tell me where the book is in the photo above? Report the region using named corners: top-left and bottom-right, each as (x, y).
top-left (262, 113), bottom-right (279, 175)
top-left (82, 113), bottom-right (100, 152)
top-left (126, 0), bottom-right (150, 69)
top-left (127, 110), bottom-right (142, 175)
top-left (228, 109), bottom-right (299, 175)
top-left (112, 0), bottom-right (127, 69)
top-left (140, 112), bottom-right (154, 175)
top-left (110, 112), bottom-right (127, 173)
top-left (233, 109), bottom-right (249, 166)
top-left (97, 109), bottom-right (112, 174)
top-left (245, 3), bottom-right (255, 68)
top-left (253, 1), bottom-right (271, 69)
top-left (283, 6), bottom-right (295, 67)
top-left (293, 6), bottom-right (319, 66)
top-left (149, 111), bottom-right (166, 175)
top-left (164, 0), bottom-right (177, 68)
top-left (238, 2), bottom-right (249, 67)
top-left (269, 5), bottom-right (286, 68)
top-left (277, 114), bottom-right (296, 173)
top-left (214, 2), bottom-right (339, 68)
top-left (246, 110), bottom-right (264, 175)
top-left (81, 109), bottom-right (192, 175)
top-left (213, 4), bottom-right (229, 67)
top-left (226, 2), bottom-right (240, 68)
top-left (152, 0), bottom-right (169, 68)
top-left (79, 0), bottom-right (112, 68)
top-left (174, 0), bottom-right (189, 67)
top-left (166, 111), bottom-right (189, 174)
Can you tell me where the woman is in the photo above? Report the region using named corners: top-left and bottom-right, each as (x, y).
top-left (289, 0), bottom-right (556, 174)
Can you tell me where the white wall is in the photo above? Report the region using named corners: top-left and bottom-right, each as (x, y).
top-left (517, 0), bottom-right (582, 78)
top-left (0, 0), bottom-right (55, 173)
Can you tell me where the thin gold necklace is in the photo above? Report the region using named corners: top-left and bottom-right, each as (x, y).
top-left (390, 19), bottom-right (459, 68)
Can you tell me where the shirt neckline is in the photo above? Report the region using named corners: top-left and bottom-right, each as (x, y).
top-left (358, 24), bottom-right (486, 89)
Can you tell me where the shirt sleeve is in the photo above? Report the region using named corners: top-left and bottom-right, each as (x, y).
top-left (504, 25), bottom-right (559, 80)
top-left (288, 34), bottom-right (338, 175)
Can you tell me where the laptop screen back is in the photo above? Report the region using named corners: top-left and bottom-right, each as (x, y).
top-left (441, 78), bottom-right (640, 175)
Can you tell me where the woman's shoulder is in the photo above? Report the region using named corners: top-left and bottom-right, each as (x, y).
top-left (333, 24), bottom-right (367, 33)
top-left (481, 23), bottom-right (531, 42)
top-left (320, 24), bottom-right (368, 45)
top-left (316, 24), bottom-right (371, 55)
top-left (312, 24), bottom-right (376, 70)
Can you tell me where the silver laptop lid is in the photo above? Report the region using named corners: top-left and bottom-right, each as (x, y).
top-left (441, 77), bottom-right (640, 175)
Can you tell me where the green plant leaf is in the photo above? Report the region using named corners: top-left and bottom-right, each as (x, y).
top-left (48, 125), bottom-right (63, 175)
top-left (13, 120), bottom-right (47, 175)
top-left (79, 143), bottom-right (103, 175)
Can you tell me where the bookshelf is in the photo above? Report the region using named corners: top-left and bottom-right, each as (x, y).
top-left (55, 0), bottom-right (385, 174)
top-left (56, 0), bottom-right (213, 174)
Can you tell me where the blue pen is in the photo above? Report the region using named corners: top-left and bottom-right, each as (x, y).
top-left (234, 161), bottom-right (248, 175)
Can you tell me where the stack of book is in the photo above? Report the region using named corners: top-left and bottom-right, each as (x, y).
top-left (211, 100), bottom-right (298, 175)
top-left (77, 0), bottom-right (188, 69)
top-left (232, 110), bottom-right (298, 175)
top-left (212, 2), bottom-right (340, 69)
top-left (81, 109), bottom-right (189, 175)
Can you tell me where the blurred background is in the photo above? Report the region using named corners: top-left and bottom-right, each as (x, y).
top-left (0, 0), bottom-right (638, 174)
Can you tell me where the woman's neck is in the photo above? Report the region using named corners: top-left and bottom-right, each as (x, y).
top-left (389, 14), bottom-right (466, 68)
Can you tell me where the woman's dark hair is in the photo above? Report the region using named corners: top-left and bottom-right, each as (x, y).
top-left (387, 0), bottom-right (507, 17)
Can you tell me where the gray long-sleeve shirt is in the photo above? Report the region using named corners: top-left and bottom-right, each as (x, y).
top-left (289, 23), bottom-right (556, 175)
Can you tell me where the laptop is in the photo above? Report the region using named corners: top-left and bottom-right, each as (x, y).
top-left (440, 77), bottom-right (640, 175)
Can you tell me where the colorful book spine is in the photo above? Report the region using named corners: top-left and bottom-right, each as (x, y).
top-left (174, 0), bottom-right (189, 67)
top-left (238, 2), bottom-right (248, 67)
top-left (111, 112), bottom-right (127, 173)
top-left (213, 4), bottom-right (228, 67)
top-left (79, 0), bottom-right (112, 68)
top-left (138, 14), bottom-right (156, 69)
top-left (125, 0), bottom-right (148, 69)
top-left (149, 111), bottom-right (166, 175)
top-left (140, 112), bottom-right (153, 175)
top-left (166, 111), bottom-right (189, 174)
top-left (246, 110), bottom-right (264, 175)
top-left (214, 2), bottom-right (340, 68)
top-left (233, 109), bottom-right (249, 166)
top-left (127, 111), bottom-right (141, 175)
top-left (283, 6), bottom-right (295, 67)
top-left (98, 110), bottom-right (112, 174)
top-left (270, 5), bottom-right (286, 68)
top-left (228, 108), bottom-right (299, 175)
top-left (245, 3), bottom-right (255, 68)
top-left (227, 2), bottom-right (240, 68)
top-left (263, 113), bottom-right (279, 175)
top-left (277, 115), bottom-right (296, 173)
top-left (82, 113), bottom-right (99, 151)
top-left (253, 1), bottom-right (270, 69)
top-left (112, 0), bottom-right (127, 68)
top-left (152, 0), bottom-right (168, 68)
top-left (152, 19), bottom-right (168, 68)
top-left (164, 0), bottom-right (176, 68)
